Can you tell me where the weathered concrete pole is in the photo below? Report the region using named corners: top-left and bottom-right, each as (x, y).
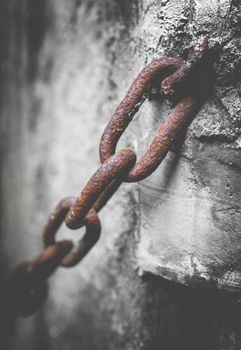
top-left (1, 1), bottom-right (241, 349)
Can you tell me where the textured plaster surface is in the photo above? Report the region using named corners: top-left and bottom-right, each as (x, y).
top-left (137, 0), bottom-right (241, 292)
top-left (1, 1), bottom-right (241, 350)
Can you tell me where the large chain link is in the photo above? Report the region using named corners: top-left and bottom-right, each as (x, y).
top-left (2, 37), bottom-right (210, 320)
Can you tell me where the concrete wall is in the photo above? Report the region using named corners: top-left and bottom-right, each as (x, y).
top-left (1, 1), bottom-right (241, 349)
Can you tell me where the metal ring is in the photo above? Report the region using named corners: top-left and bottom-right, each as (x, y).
top-left (65, 148), bottom-right (136, 229)
top-left (43, 197), bottom-right (101, 267)
top-left (124, 96), bottom-right (200, 182)
top-left (7, 241), bottom-right (72, 317)
top-left (99, 57), bottom-right (183, 182)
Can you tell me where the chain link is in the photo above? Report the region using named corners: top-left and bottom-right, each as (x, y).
top-left (1, 241), bottom-right (72, 320)
top-left (43, 197), bottom-right (101, 267)
top-left (3, 37), bottom-right (210, 319)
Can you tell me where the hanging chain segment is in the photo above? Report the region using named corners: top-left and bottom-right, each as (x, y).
top-left (2, 241), bottom-right (72, 318)
top-left (4, 37), bottom-right (210, 318)
top-left (66, 148), bottom-right (136, 229)
top-left (43, 198), bottom-right (101, 267)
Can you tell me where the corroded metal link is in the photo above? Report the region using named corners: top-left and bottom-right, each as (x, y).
top-left (6, 263), bottom-right (48, 317)
top-left (43, 197), bottom-right (77, 246)
top-left (161, 37), bottom-right (209, 95)
top-left (93, 178), bottom-right (122, 213)
top-left (99, 57), bottom-right (184, 165)
top-left (6, 241), bottom-right (72, 317)
top-left (125, 96), bottom-right (200, 182)
top-left (65, 148), bottom-right (136, 229)
top-left (43, 198), bottom-right (101, 267)
top-left (99, 39), bottom-right (209, 182)
top-left (30, 241), bottom-right (73, 276)
top-left (62, 208), bottom-right (101, 267)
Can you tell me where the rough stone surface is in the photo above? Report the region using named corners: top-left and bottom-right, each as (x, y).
top-left (137, 0), bottom-right (241, 292)
top-left (1, 1), bottom-right (241, 350)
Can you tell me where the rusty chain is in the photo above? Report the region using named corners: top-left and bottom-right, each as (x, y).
top-left (2, 37), bottom-right (210, 321)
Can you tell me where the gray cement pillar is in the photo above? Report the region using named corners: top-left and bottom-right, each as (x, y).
top-left (1, 1), bottom-right (241, 349)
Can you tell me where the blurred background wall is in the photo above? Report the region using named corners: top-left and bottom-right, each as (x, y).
top-left (1, 1), bottom-right (241, 349)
